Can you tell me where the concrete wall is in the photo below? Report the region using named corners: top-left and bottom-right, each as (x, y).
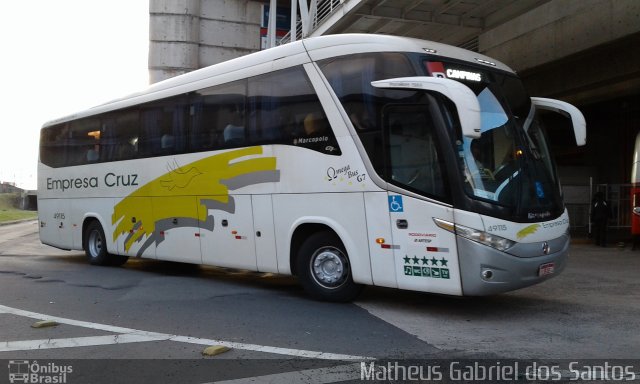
top-left (149, 0), bottom-right (262, 83)
top-left (478, 0), bottom-right (640, 72)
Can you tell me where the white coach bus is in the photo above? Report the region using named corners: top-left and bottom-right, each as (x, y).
top-left (38, 34), bottom-right (586, 301)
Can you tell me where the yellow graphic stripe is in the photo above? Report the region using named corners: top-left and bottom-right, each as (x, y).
top-left (112, 146), bottom-right (276, 251)
top-left (516, 224), bottom-right (541, 240)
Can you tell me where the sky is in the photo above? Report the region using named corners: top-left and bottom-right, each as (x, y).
top-left (0, 1), bottom-right (150, 190)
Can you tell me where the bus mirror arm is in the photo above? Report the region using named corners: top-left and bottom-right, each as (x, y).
top-left (372, 77), bottom-right (481, 139)
top-left (531, 97), bottom-right (587, 146)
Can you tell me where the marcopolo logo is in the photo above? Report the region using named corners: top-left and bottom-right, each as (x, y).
top-left (8, 360), bottom-right (73, 383)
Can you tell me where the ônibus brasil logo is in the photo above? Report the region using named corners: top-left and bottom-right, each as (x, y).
top-left (8, 360), bottom-right (72, 383)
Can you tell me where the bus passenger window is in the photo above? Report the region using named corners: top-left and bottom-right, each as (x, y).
top-left (222, 105), bottom-right (245, 147)
top-left (86, 148), bottom-right (99, 162)
top-left (223, 124), bottom-right (244, 146)
top-left (68, 118), bottom-right (101, 166)
top-left (161, 134), bottom-right (174, 149)
top-left (40, 123), bottom-right (69, 168)
top-left (101, 109), bottom-right (139, 162)
top-left (318, 52), bottom-right (416, 169)
top-left (190, 80), bottom-right (246, 151)
top-left (247, 66), bottom-right (341, 155)
top-left (292, 112), bottom-right (339, 154)
top-left (139, 96), bottom-right (188, 156)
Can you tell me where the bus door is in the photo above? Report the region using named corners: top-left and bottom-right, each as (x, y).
top-left (200, 194), bottom-right (257, 270)
top-left (388, 195), bottom-right (461, 295)
top-left (382, 104), bottom-right (463, 295)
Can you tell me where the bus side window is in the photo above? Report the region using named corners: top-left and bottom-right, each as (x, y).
top-left (139, 96), bottom-right (189, 156)
top-left (100, 109), bottom-right (139, 162)
top-left (383, 104), bottom-right (449, 200)
top-left (318, 52), bottom-right (416, 170)
top-left (190, 80), bottom-right (246, 151)
top-left (247, 66), bottom-right (340, 155)
top-left (221, 104), bottom-right (245, 147)
top-left (40, 123), bottom-right (69, 168)
top-left (247, 75), bottom-right (284, 145)
top-left (69, 118), bottom-right (101, 166)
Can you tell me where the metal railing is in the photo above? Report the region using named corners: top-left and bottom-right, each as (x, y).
top-left (566, 183), bottom-right (632, 231)
top-left (595, 183), bottom-right (632, 229)
top-left (279, 0), bottom-right (344, 45)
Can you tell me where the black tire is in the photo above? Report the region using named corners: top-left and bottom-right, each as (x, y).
top-left (296, 231), bottom-right (363, 302)
top-left (84, 221), bottom-right (128, 266)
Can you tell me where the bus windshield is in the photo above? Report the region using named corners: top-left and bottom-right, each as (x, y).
top-left (319, 53), bottom-right (564, 222)
top-left (431, 61), bottom-right (563, 221)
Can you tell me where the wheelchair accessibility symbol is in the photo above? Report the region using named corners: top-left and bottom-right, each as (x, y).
top-left (388, 195), bottom-right (404, 213)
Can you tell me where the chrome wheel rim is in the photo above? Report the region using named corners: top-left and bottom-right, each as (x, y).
top-left (310, 246), bottom-right (349, 289)
top-left (88, 229), bottom-right (103, 258)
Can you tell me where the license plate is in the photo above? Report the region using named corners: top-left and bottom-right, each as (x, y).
top-left (538, 262), bottom-right (555, 277)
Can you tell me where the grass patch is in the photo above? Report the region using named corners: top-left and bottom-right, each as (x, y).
top-left (0, 193), bottom-right (37, 223)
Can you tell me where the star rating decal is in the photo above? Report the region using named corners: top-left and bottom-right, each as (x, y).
top-left (402, 254), bottom-right (451, 280)
top-left (402, 255), bottom-right (450, 266)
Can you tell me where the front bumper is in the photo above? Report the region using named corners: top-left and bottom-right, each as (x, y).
top-left (457, 234), bottom-right (569, 296)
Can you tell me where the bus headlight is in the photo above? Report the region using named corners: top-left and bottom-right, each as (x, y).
top-left (456, 224), bottom-right (515, 251)
top-left (434, 218), bottom-right (515, 251)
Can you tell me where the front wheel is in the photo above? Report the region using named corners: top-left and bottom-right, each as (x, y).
top-left (84, 221), bottom-right (128, 266)
top-left (296, 232), bottom-right (362, 302)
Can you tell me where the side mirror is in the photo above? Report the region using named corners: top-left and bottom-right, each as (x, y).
top-left (371, 77), bottom-right (481, 139)
top-left (531, 97), bottom-right (586, 146)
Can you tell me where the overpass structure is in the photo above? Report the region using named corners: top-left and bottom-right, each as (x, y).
top-left (276, 0), bottom-right (547, 51)
top-left (150, 0), bottom-right (640, 228)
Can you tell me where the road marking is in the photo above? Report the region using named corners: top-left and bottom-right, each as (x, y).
top-left (205, 363), bottom-right (363, 384)
top-left (0, 304), bottom-right (373, 360)
top-left (170, 336), bottom-right (370, 361)
top-left (0, 304), bottom-right (164, 335)
top-left (0, 334), bottom-right (168, 352)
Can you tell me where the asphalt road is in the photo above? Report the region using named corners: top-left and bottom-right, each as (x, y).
top-left (1, 220), bottom-right (639, 383)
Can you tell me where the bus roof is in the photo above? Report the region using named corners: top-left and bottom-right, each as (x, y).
top-left (302, 33), bottom-right (513, 73)
top-left (42, 33), bottom-right (514, 128)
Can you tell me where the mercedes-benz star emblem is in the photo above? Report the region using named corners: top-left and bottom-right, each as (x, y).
top-left (542, 242), bottom-right (550, 255)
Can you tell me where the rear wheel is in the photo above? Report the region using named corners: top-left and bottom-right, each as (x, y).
top-left (296, 231), bottom-right (362, 302)
top-left (84, 221), bottom-right (128, 266)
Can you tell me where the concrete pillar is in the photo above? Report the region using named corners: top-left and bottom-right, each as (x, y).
top-left (149, 0), bottom-right (201, 83)
top-left (198, 0), bottom-right (262, 67)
